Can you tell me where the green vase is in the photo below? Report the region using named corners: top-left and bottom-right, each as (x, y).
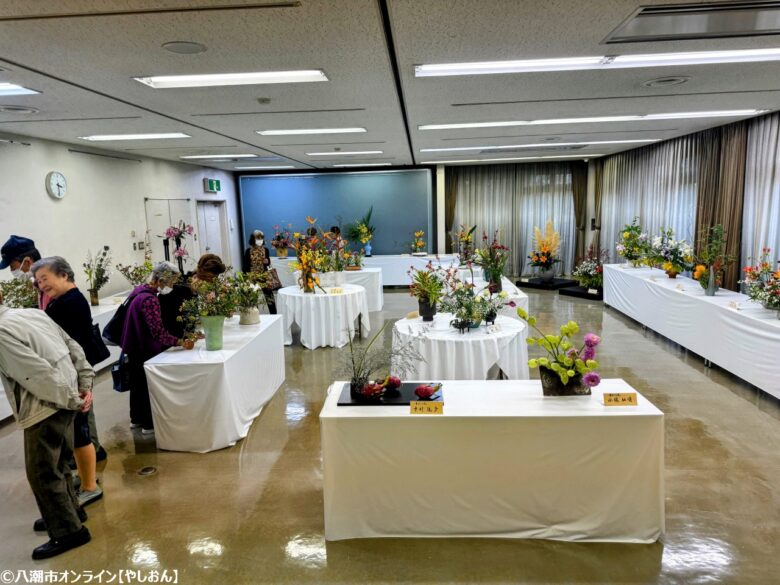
top-left (201, 315), bottom-right (226, 350)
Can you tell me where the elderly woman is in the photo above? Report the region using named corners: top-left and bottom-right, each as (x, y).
top-left (241, 231), bottom-right (277, 314)
top-left (119, 262), bottom-right (193, 434)
top-left (30, 257), bottom-right (105, 508)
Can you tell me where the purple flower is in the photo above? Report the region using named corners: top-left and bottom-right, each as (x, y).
top-left (582, 346), bottom-right (595, 361)
top-left (582, 372), bottom-right (601, 387)
top-left (507, 301), bottom-right (516, 307)
top-left (584, 333), bottom-right (601, 348)
top-left (567, 348), bottom-right (578, 359)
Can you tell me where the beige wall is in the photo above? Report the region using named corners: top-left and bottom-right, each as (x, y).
top-left (0, 134), bottom-right (240, 296)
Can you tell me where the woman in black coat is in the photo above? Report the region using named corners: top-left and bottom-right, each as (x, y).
top-left (242, 230), bottom-right (277, 314)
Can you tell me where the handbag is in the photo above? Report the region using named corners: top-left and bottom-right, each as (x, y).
top-left (111, 353), bottom-right (132, 393)
top-left (102, 296), bottom-right (130, 346)
top-left (268, 268), bottom-right (283, 291)
top-left (88, 323), bottom-right (111, 366)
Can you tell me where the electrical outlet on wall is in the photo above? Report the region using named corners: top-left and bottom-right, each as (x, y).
top-left (138, 242), bottom-right (145, 250)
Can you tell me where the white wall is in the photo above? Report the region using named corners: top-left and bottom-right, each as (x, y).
top-left (0, 135), bottom-right (240, 296)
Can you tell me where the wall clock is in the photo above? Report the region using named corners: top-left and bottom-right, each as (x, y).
top-left (45, 171), bottom-right (67, 199)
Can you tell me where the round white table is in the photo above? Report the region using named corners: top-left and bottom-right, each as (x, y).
top-left (391, 313), bottom-right (529, 380)
top-left (277, 284), bottom-right (371, 350)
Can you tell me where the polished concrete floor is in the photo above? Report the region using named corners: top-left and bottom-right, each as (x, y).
top-left (1, 289), bottom-right (779, 584)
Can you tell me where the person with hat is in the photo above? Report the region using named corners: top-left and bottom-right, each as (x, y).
top-left (242, 230), bottom-right (277, 314)
top-left (1, 235), bottom-right (41, 282)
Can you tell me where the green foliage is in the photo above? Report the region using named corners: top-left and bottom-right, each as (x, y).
top-left (0, 278), bottom-right (38, 308)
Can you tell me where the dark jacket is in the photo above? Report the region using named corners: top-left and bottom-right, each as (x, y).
top-left (242, 245), bottom-right (271, 274)
top-left (45, 287), bottom-right (101, 365)
top-left (119, 285), bottom-right (179, 360)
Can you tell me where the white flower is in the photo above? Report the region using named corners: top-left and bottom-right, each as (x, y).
top-left (499, 291), bottom-right (508, 299)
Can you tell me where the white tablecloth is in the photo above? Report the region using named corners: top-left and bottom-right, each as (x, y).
top-left (277, 284), bottom-right (371, 349)
top-left (604, 264), bottom-right (780, 400)
top-left (282, 268), bottom-right (384, 312)
top-left (144, 315), bottom-right (285, 452)
top-left (320, 378), bottom-right (664, 542)
top-left (392, 314), bottom-right (529, 380)
top-left (273, 255), bottom-right (460, 287)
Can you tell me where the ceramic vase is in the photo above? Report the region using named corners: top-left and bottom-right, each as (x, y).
top-left (276, 248), bottom-right (288, 258)
top-left (539, 367), bottom-right (591, 396)
top-left (238, 307), bottom-right (260, 325)
top-left (705, 266), bottom-right (718, 297)
top-left (418, 298), bottom-right (437, 322)
top-left (201, 315), bottom-right (226, 350)
top-left (539, 268), bottom-right (555, 283)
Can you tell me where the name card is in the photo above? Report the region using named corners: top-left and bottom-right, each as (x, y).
top-left (328, 287), bottom-right (344, 295)
top-left (675, 284), bottom-right (685, 292)
top-left (486, 324), bottom-right (502, 334)
top-left (587, 288), bottom-right (599, 295)
top-left (603, 392), bottom-right (638, 406)
top-left (520, 277), bottom-right (530, 283)
top-left (728, 301), bottom-right (741, 310)
top-left (410, 401), bottom-right (444, 415)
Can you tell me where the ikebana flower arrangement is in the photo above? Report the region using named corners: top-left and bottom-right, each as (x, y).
top-left (517, 308), bottom-right (602, 396)
top-left (528, 220), bottom-right (561, 280)
top-left (292, 246), bottom-right (325, 293)
top-left (474, 230), bottom-right (511, 293)
top-left (438, 268), bottom-right (514, 332)
top-left (649, 228), bottom-right (695, 278)
top-left (340, 322), bottom-right (424, 402)
top-left (230, 271), bottom-right (269, 324)
top-left (0, 278), bottom-right (38, 308)
top-left (271, 224), bottom-right (293, 257)
top-left (693, 224), bottom-right (736, 296)
top-left (179, 273), bottom-right (237, 350)
top-left (408, 262), bottom-right (445, 321)
top-left (740, 247), bottom-right (780, 313)
top-left (344, 250), bottom-right (364, 270)
top-left (116, 235), bottom-right (153, 286)
top-left (572, 246), bottom-right (608, 290)
top-left (83, 245), bottom-right (111, 306)
top-left (452, 224), bottom-right (477, 264)
top-left (411, 230), bottom-right (427, 255)
top-left (616, 217), bottom-right (650, 267)
top-left (347, 207), bottom-right (376, 256)
top-left (162, 220), bottom-right (195, 274)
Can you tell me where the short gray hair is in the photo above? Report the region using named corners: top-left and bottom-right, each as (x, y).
top-left (150, 261), bottom-right (179, 285)
top-left (31, 256), bottom-right (75, 282)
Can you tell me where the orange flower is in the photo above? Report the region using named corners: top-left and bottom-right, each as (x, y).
top-left (693, 265), bottom-right (706, 280)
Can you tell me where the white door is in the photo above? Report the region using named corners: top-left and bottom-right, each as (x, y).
top-left (197, 201), bottom-right (228, 261)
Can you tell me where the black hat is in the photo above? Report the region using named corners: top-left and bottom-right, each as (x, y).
top-left (0, 235), bottom-right (36, 269)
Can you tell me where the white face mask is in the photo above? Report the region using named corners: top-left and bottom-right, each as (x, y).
top-left (159, 286), bottom-right (173, 295)
top-left (11, 268), bottom-right (30, 280)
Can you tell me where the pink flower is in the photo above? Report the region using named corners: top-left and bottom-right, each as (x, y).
top-left (582, 372), bottom-right (601, 387)
top-left (582, 346), bottom-right (595, 361)
top-left (173, 247), bottom-right (188, 258)
top-left (584, 333), bottom-right (601, 348)
top-left (507, 301), bottom-right (516, 308)
top-left (185, 225), bottom-right (194, 235)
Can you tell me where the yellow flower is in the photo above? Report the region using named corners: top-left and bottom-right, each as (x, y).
top-left (623, 231), bottom-right (630, 239)
top-left (293, 232), bottom-right (300, 239)
top-left (305, 216), bottom-right (317, 225)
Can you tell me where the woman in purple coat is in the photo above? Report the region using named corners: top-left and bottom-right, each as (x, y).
top-left (119, 262), bottom-right (193, 434)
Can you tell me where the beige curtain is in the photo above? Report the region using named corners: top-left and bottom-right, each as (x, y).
top-left (571, 161), bottom-right (588, 261)
top-left (444, 170), bottom-right (459, 253)
top-left (592, 159), bottom-right (604, 254)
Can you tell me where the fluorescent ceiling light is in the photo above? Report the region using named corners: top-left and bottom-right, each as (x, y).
top-left (333, 163), bottom-right (392, 167)
top-left (180, 154), bottom-right (257, 159)
top-left (420, 154), bottom-right (606, 164)
top-left (257, 127), bottom-right (366, 136)
top-left (419, 110), bottom-right (767, 131)
top-left (235, 165), bottom-right (296, 170)
top-left (306, 150), bottom-right (383, 156)
top-left (134, 70), bottom-right (327, 89)
top-left (0, 83), bottom-right (39, 96)
top-left (79, 132), bottom-right (190, 141)
top-left (420, 139), bottom-right (657, 153)
top-left (415, 48), bottom-right (780, 77)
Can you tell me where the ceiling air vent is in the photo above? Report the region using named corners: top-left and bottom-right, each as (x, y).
top-left (605, 1), bottom-right (780, 43)
top-left (479, 145), bottom-right (588, 155)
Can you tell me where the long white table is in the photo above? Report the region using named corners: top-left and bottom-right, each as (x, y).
top-left (272, 254), bottom-right (460, 287)
top-left (321, 378), bottom-right (664, 542)
top-left (392, 314), bottom-right (529, 380)
top-left (604, 264), bottom-right (780, 400)
top-left (144, 315), bottom-right (285, 452)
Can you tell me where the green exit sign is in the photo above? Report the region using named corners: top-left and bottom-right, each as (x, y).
top-left (203, 178), bottom-right (221, 193)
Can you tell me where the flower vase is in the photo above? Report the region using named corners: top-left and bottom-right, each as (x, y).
top-left (487, 270), bottom-right (502, 293)
top-left (364, 242), bottom-right (372, 257)
top-left (539, 268), bottom-right (555, 283)
top-left (238, 307), bottom-right (260, 325)
top-left (276, 247), bottom-right (288, 258)
top-left (201, 315), bottom-right (226, 350)
top-left (666, 269), bottom-right (679, 279)
top-left (485, 310), bottom-right (497, 325)
top-left (89, 289), bottom-right (99, 306)
top-left (705, 267), bottom-right (718, 297)
top-left (174, 236), bottom-right (184, 275)
top-left (539, 366), bottom-right (591, 396)
top-left (418, 298), bottom-right (436, 322)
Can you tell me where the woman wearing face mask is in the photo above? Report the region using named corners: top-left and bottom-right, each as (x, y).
top-left (241, 231), bottom-right (277, 314)
top-left (119, 262), bottom-right (194, 434)
top-left (30, 256), bottom-right (104, 509)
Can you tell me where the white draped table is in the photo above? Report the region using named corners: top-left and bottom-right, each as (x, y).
top-left (277, 284), bottom-right (371, 349)
top-left (321, 378), bottom-right (664, 542)
top-left (392, 313), bottom-right (529, 380)
top-left (604, 264), bottom-right (780, 400)
top-left (144, 315), bottom-right (285, 453)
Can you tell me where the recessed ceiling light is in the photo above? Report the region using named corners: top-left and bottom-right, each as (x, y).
top-left (134, 70), bottom-right (328, 89)
top-left (415, 48), bottom-right (780, 77)
top-left (642, 76), bottom-right (690, 88)
top-left (420, 139), bottom-right (658, 152)
top-left (418, 110), bottom-right (767, 130)
top-left (420, 154), bottom-right (606, 164)
top-left (79, 132), bottom-right (191, 141)
top-left (235, 165), bottom-right (296, 170)
top-left (0, 83), bottom-right (39, 96)
top-left (333, 163), bottom-right (392, 167)
top-left (180, 153), bottom-right (257, 159)
top-left (306, 150), bottom-right (383, 156)
top-left (0, 105), bottom-right (39, 114)
top-left (162, 41), bottom-right (207, 54)
top-left (257, 127), bottom-right (367, 136)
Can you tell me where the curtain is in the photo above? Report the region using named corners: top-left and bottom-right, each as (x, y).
top-left (571, 161), bottom-right (589, 262)
top-left (695, 124), bottom-right (748, 290)
top-left (450, 163), bottom-right (575, 275)
top-left (743, 112), bottom-right (780, 273)
top-left (592, 159), bottom-right (604, 254)
top-left (600, 135), bottom-right (700, 263)
top-left (444, 169), bottom-right (459, 253)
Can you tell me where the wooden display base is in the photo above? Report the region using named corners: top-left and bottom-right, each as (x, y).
top-left (558, 285), bottom-right (604, 301)
top-left (516, 277), bottom-right (578, 290)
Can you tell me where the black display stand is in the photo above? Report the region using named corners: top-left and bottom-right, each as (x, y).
top-left (337, 382), bottom-right (443, 406)
top-left (515, 277), bottom-right (578, 291)
top-left (558, 286), bottom-right (604, 301)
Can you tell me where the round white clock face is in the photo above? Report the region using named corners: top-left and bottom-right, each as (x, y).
top-left (46, 171), bottom-right (67, 199)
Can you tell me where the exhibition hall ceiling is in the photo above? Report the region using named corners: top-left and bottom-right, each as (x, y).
top-left (1, 0), bottom-right (780, 170)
